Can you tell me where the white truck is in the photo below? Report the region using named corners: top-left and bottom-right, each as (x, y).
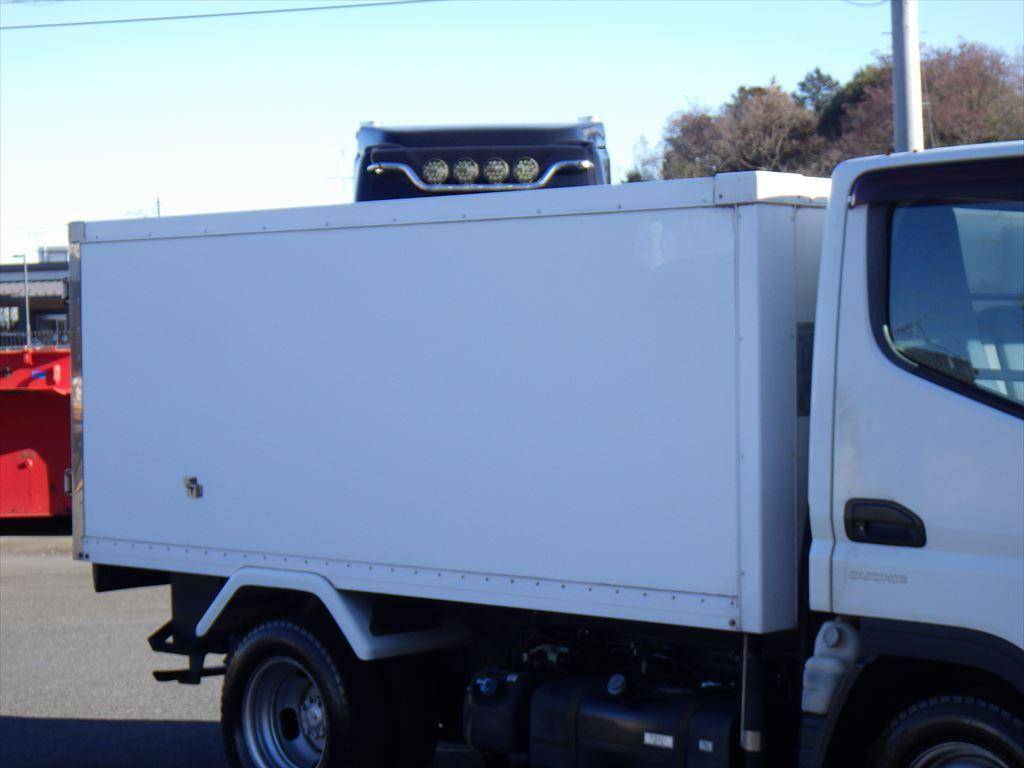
top-left (69, 140), bottom-right (1024, 768)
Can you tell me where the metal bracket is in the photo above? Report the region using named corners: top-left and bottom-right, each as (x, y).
top-left (801, 619), bottom-right (862, 715)
top-left (147, 620), bottom-right (225, 685)
top-left (740, 635), bottom-right (765, 754)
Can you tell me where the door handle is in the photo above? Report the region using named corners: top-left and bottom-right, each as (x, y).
top-left (844, 499), bottom-right (926, 548)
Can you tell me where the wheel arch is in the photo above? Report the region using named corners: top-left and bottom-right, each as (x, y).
top-left (802, 619), bottom-right (1024, 768)
top-left (196, 567), bottom-right (469, 661)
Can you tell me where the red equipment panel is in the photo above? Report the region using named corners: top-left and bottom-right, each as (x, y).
top-left (1, 349), bottom-right (72, 519)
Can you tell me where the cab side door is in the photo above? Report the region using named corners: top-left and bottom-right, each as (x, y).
top-left (830, 156), bottom-right (1024, 648)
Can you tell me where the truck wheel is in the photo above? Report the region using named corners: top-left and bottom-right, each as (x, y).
top-left (221, 620), bottom-right (389, 768)
top-left (867, 696), bottom-right (1024, 768)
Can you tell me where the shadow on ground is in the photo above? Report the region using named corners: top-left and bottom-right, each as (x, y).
top-left (0, 716), bottom-right (227, 768)
top-left (0, 717), bottom-right (483, 767)
top-left (0, 518), bottom-right (71, 536)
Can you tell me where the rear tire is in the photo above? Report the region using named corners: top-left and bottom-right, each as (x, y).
top-left (221, 620), bottom-right (391, 768)
top-left (867, 695), bottom-right (1024, 768)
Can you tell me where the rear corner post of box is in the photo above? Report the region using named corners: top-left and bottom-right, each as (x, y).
top-left (68, 220), bottom-right (86, 560)
top-left (68, 221), bottom-right (86, 244)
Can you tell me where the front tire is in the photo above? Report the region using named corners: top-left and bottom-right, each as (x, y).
top-left (221, 620), bottom-right (389, 768)
top-left (868, 695), bottom-right (1024, 768)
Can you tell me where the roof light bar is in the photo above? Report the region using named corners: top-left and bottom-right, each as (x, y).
top-left (366, 159), bottom-right (594, 194)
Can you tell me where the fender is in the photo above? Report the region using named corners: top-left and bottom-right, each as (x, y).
top-left (195, 567), bottom-right (470, 661)
top-left (858, 618), bottom-right (1024, 694)
top-left (799, 618), bottom-right (1024, 768)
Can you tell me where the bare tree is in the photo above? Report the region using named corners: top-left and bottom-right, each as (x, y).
top-left (661, 108), bottom-right (721, 178)
top-left (627, 40), bottom-right (1022, 183)
top-left (659, 85), bottom-right (827, 178)
top-left (714, 85), bottom-right (829, 175)
top-left (839, 42), bottom-right (1024, 158)
top-left (623, 136), bottom-right (663, 182)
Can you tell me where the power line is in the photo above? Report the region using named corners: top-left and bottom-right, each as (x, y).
top-left (0, 0), bottom-right (441, 31)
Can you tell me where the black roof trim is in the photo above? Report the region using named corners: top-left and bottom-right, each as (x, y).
top-left (850, 155), bottom-right (1023, 207)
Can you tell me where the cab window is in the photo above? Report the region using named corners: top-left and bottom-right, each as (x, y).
top-left (888, 199), bottom-right (1024, 407)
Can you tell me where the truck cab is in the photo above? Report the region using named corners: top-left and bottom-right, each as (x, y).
top-left (352, 118), bottom-right (609, 201)
top-left (802, 142), bottom-right (1024, 767)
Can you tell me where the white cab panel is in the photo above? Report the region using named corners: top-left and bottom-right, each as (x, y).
top-left (831, 208), bottom-right (1024, 648)
top-left (815, 143), bottom-right (1024, 650)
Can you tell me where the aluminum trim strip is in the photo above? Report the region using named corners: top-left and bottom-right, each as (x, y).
top-left (68, 239), bottom-right (85, 559)
top-left (70, 200), bottom-right (826, 246)
top-left (73, 176), bottom-right (834, 245)
top-left (77, 536), bottom-right (743, 631)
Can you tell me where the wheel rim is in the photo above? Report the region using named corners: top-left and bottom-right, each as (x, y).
top-left (242, 656), bottom-right (327, 768)
top-left (907, 742), bottom-right (1011, 768)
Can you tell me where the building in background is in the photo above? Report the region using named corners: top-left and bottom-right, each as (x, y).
top-left (0, 247), bottom-right (69, 348)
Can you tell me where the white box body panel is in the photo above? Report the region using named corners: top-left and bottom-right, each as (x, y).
top-left (75, 174), bottom-right (827, 634)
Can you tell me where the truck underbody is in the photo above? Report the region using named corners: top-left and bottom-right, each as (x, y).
top-left (94, 561), bottom-right (1024, 768)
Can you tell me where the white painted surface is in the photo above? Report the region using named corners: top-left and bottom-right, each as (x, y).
top-left (808, 141), bottom-right (1024, 649)
top-left (78, 173), bottom-right (827, 633)
top-left (735, 204), bottom-right (800, 631)
top-left (194, 567), bottom-right (470, 660)
top-left (831, 210), bottom-right (1024, 648)
top-left (713, 171), bottom-right (831, 207)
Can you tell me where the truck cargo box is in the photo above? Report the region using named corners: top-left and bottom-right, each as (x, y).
top-left (71, 172), bottom-right (828, 634)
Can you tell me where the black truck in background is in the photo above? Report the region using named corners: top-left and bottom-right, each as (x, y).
top-left (353, 118), bottom-right (609, 201)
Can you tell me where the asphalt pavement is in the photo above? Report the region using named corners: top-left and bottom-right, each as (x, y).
top-left (0, 530), bottom-right (478, 768)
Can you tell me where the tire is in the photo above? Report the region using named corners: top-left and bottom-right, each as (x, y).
top-left (221, 620), bottom-right (392, 768)
top-left (867, 695), bottom-right (1024, 768)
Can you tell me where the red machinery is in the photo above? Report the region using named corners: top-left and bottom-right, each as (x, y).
top-left (1, 348), bottom-right (71, 519)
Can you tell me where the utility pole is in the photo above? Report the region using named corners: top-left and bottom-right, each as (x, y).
top-left (891, 0), bottom-right (925, 153)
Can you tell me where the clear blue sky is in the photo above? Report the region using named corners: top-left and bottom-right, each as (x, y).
top-left (1, 0), bottom-right (1022, 262)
